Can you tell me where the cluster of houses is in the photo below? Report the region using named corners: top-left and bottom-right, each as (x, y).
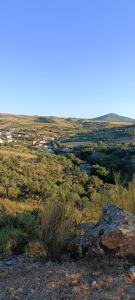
top-left (0, 131), bottom-right (13, 144)
top-left (0, 128), bottom-right (72, 154)
top-left (32, 136), bottom-right (53, 153)
top-left (0, 129), bottom-right (32, 145)
top-left (32, 136), bottom-right (71, 154)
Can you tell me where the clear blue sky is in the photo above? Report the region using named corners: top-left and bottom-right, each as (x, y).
top-left (0, 0), bottom-right (135, 118)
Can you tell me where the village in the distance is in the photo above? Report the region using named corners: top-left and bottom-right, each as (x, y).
top-left (0, 128), bottom-right (72, 154)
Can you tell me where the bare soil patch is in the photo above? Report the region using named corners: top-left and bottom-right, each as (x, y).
top-left (0, 256), bottom-right (135, 299)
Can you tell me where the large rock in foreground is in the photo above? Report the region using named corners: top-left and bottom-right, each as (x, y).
top-left (85, 203), bottom-right (135, 256)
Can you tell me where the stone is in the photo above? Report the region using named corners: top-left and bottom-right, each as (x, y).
top-left (91, 281), bottom-right (98, 289)
top-left (129, 266), bottom-right (135, 280)
top-left (17, 288), bottom-right (23, 293)
top-left (66, 203), bottom-right (135, 258)
top-left (6, 260), bottom-right (12, 266)
top-left (0, 269), bottom-right (8, 277)
top-left (84, 203), bottom-right (135, 257)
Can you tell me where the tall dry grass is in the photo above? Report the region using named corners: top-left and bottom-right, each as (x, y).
top-left (40, 202), bottom-right (75, 261)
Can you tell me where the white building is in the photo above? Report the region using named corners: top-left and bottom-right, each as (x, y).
top-left (7, 135), bottom-right (12, 139)
top-left (7, 137), bottom-right (13, 143)
top-left (39, 140), bottom-right (47, 145)
top-left (0, 138), bottom-right (4, 144)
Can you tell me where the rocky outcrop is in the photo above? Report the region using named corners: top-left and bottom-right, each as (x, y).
top-left (83, 203), bottom-right (135, 257)
top-left (67, 203), bottom-right (135, 258)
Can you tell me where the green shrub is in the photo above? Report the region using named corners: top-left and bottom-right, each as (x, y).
top-left (0, 227), bottom-right (26, 257)
top-left (92, 164), bottom-right (109, 180)
top-left (0, 213), bottom-right (15, 229)
top-left (15, 212), bottom-right (39, 237)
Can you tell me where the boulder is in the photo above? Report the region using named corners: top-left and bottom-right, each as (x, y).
top-left (85, 203), bottom-right (135, 257)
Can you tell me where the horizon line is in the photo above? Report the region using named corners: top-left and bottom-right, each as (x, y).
top-left (0, 111), bottom-right (135, 120)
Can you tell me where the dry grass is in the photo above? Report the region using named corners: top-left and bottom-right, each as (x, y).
top-left (40, 203), bottom-right (74, 261)
top-left (0, 198), bottom-right (43, 215)
top-left (0, 147), bottom-right (36, 160)
top-left (95, 178), bottom-right (135, 213)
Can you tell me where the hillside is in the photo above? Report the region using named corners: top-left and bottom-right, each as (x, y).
top-left (1, 112), bottom-right (135, 148)
top-left (93, 113), bottom-right (135, 123)
top-left (1, 112), bottom-right (135, 299)
top-left (0, 113), bottom-right (134, 132)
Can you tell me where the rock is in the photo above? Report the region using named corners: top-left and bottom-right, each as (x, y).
top-left (30, 289), bottom-right (36, 294)
top-left (91, 280), bottom-right (98, 289)
top-left (9, 287), bottom-right (15, 291)
top-left (129, 266), bottom-right (135, 280)
top-left (85, 203), bottom-right (135, 257)
top-left (17, 288), bottom-right (23, 293)
top-left (66, 203), bottom-right (135, 258)
top-left (129, 266), bottom-right (135, 273)
top-left (0, 269), bottom-right (8, 277)
top-left (6, 260), bottom-right (12, 266)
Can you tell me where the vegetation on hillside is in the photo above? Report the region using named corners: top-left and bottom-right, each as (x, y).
top-left (1, 114), bottom-right (135, 259)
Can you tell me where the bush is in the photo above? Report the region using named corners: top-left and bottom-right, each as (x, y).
top-left (40, 203), bottom-right (74, 261)
top-left (91, 165), bottom-right (109, 180)
top-left (0, 227), bottom-right (26, 257)
top-left (0, 212), bottom-right (15, 229)
top-left (25, 241), bottom-right (46, 257)
top-left (0, 207), bottom-right (41, 257)
top-left (15, 212), bottom-right (39, 237)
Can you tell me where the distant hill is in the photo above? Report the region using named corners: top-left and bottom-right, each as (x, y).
top-left (0, 113), bottom-right (135, 131)
top-left (93, 113), bottom-right (135, 123)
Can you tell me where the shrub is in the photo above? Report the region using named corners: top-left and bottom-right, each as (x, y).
top-left (0, 227), bottom-right (26, 257)
top-left (15, 212), bottom-right (39, 237)
top-left (8, 186), bottom-right (20, 199)
top-left (40, 203), bottom-right (74, 261)
top-left (25, 241), bottom-right (46, 257)
top-left (0, 212), bottom-right (15, 229)
top-left (92, 164), bottom-right (109, 180)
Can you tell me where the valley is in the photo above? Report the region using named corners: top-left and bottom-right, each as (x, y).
top-left (1, 113), bottom-right (135, 299)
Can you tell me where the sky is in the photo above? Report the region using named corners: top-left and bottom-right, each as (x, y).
top-left (0, 0), bottom-right (135, 118)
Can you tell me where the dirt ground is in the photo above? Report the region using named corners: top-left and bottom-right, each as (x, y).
top-left (0, 255), bottom-right (135, 300)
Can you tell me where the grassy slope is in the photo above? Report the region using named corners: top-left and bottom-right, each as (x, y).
top-left (0, 146), bottom-right (36, 159)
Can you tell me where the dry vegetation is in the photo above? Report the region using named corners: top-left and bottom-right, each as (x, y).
top-left (40, 203), bottom-right (74, 261)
